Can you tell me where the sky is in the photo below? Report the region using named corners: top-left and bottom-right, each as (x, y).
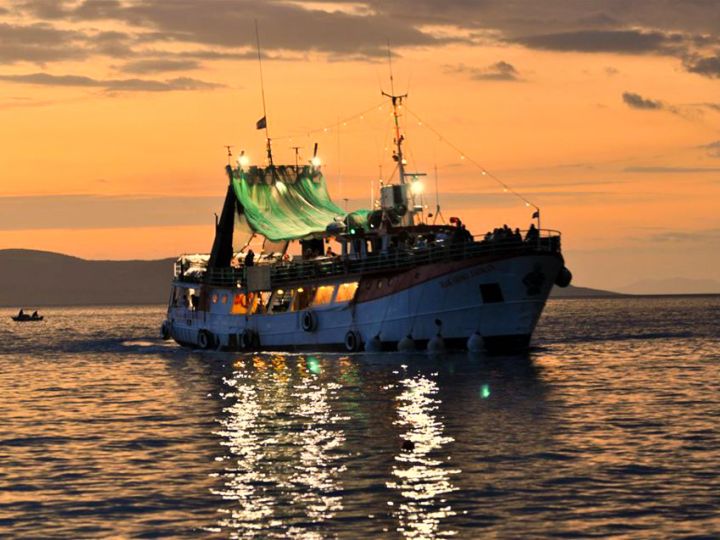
top-left (1, 0), bottom-right (719, 293)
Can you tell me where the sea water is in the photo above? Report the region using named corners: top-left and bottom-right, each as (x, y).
top-left (0, 297), bottom-right (718, 538)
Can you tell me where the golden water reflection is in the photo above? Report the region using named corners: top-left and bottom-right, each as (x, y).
top-left (213, 354), bottom-right (347, 537)
top-left (388, 370), bottom-right (460, 538)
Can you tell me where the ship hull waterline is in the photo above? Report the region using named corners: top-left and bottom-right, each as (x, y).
top-left (164, 252), bottom-right (563, 354)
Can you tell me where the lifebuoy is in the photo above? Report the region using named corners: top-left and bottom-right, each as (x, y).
top-left (344, 330), bottom-right (362, 352)
top-left (198, 330), bottom-right (214, 350)
top-left (160, 321), bottom-right (171, 340)
top-left (301, 310), bottom-right (318, 332)
top-left (555, 266), bottom-right (573, 288)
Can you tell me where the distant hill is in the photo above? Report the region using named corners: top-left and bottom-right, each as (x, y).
top-left (0, 249), bottom-right (174, 307)
top-left (0, 249), bottom-right (621, 307)
top-left (617, 277), bottom-right (720, 295)
top-left (550, 284), bottom-right (623, 298)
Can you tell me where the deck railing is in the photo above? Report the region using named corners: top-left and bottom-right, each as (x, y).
top-left (174, 229), bottom-right (562, 289)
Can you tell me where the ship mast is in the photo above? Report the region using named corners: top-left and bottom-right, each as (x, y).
top-left (382, 46), bottom-right (408, 186)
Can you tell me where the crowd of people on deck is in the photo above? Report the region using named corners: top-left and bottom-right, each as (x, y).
top-left (483, 223), bottom-right (539, 244)
top-left (230, 219), bottom-right (540, 270)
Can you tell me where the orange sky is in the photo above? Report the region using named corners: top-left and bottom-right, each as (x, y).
top-left (1, 1), bottom-right (719, 293)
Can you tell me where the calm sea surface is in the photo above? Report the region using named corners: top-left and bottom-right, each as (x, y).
top-left (1, 297), bottom-right (718, 539)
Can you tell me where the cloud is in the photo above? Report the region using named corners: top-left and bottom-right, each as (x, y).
top-left (444, 61), bottom-right (520, 81)
top-left (700, 140), bottom-right (720, 157)
top-left (9, 0), bottom-right (720, 75)
top-left (0, 72), bottom-right (223, 91)
top-left (683, 54), bottom-right (720, 78)
top-left (511, 29), bottom-right (685, 54)
top-left (643, 228), bottom-right (720, 243)
top-left (118, 58), bottom-right (201, 74)
top-left (0, 22), bottom-right (88, 63)
top-left (0, 194), bottom-right (223, 230)
top-left (624, 166), bottom-right (720, 173)
top-left (622, 92), bottom-right (664, 110)
top-left (18, 0), bottom-right (457, 59)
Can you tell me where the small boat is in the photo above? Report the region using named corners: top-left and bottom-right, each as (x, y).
top-left (12, 312), bottom-right (44, 322)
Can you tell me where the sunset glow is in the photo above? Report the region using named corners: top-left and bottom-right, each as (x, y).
top-left (1, 1), bottom-right (719, 292)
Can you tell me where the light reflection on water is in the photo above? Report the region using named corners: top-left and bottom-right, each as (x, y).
top-left (213, 354), bottom-right (350, 538)
top-left (387, 370), bottom-right (460, 538)
top-left (1, 298), bottom-right (720, 538)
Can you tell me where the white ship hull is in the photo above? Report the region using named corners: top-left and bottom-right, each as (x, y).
top-left (163, 252), bottom-right (563, 353)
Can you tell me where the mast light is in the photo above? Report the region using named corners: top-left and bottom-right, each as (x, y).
top-left (311, 156), bottom-right (322, 167)
top-left (238, 153), bottom-right (250, 168)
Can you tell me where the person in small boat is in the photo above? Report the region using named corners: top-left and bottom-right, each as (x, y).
top-left (326, 246), bottom-right (336, 257)
top-left (244, 249), bottom-right (255, 267)
top-left (31, 311), bottom-right (38, 318)
top-left (18, 309), bottom-right (24, 318)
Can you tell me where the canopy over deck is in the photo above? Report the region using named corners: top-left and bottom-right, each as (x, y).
top-left (232, 165), bottom-right (345, 242)
top-left (207, 164), bottom-right (356, 269)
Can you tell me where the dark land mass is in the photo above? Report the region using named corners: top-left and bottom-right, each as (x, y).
top-left (0, 249), bottom-right (174, 307)
top-left (0, 249), bottom-right (621, 307)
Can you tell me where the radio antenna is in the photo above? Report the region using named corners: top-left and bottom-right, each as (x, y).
top-left (254, 20), bottom-right (273, 166)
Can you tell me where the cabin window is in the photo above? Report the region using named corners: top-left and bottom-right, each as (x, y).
top-left (312, 285), bottom-right (336, 306)
top-left (480, 283), bottom-right (504, 303)
top-left (269, 289), bottom-right (295, 313)
top-left (221, 294), bottom-right (228, 304)
top-left (211, 293), bottom-right (219, 304)
top-left (335, 282), bottom-right (359, 303)
top-left (232, 292), bottom-right (259, 315)
top-left (293, 286), bottom-right (316, 311)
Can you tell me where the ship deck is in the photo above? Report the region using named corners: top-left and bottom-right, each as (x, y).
top-left (174, 230), bottom-right (562, 290)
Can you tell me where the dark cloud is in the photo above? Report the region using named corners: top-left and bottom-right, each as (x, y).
top-left (622, 92), bottom-right (664, 110)
top-left (0, 72), bottom-right (222, 92)
top-left (511, 29), bottom-right (685, 54)
top-left (624, 166), bottom-right (720, 173)
top-left (683, 54), bottom-right (720, 78)
top-left (445, 61), bottom-right (520, 81)
top-left (9, 0), bottom-right (720, 74)
top-left (18, 0), bottom-right (456, 59)
top-left (118, 58), bottom-right (201, 74)
top-left (0, 22), bottom-right (88, 63)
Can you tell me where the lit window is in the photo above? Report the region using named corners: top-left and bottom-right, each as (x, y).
top-left (221, 294), bottom-right (228, 304)
top-left (312, 285), bottom-right (336, 306)
top-left (293, 287), bottom-right (316, 311)
top-left (231, 292), bottom-right (259, 314)
top-left (335, 282), bottom-right (358, 302)
top-left (212, 293), bottom-right (218, 303)
top-left (270, 289), bottom-right (295, 313)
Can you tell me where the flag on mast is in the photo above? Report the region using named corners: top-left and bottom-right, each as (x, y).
top-left (532, 210), bottom-right (539, 219)
top-left (256, 116), bottom-right (266, 130)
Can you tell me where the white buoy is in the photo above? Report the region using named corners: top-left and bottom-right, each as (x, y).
top-left (397, 334), bottom-right (415, 352)
top-left (427, 334), bottom-right (445, 352)
top-left (467, 332), bottom-right (483, 353)
top-left (366, 334), bottom-right (382, 352)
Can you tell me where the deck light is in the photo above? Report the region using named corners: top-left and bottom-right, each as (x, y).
top-left (411, 180), bottom-right (424, 195)
top-left (238, 153), bottom-right (250, 168)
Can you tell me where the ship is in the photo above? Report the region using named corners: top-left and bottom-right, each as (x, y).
top-left (161, 90), bottom-right (572, 354)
